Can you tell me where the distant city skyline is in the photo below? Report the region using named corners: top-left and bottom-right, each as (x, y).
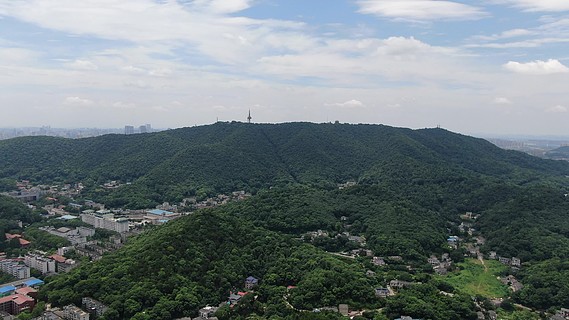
top-left (1, 1), bottom-right (569, 135)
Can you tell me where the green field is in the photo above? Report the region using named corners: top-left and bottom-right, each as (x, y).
top-left (442, 258), bottom-right (510, 298)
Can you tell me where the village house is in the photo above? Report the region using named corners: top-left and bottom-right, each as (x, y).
top-left (244, 276), bottom-right (258, 290)
top-left (375, 288), bottom-right (390, 298)
top-left (193, 306), bottom-right (218, 320)
top-left (82, 297), bottom-right (108, 318)
top-left (511, 257), bottom-right (521, 267)
top-left (427, 256), bottom-right (440, 265)
top-left (389, 280), bottom-right (413, 290)
top-left (62, 304), bottom-right (90, 320)
top-left (372, 257), bottom-right (386, 266)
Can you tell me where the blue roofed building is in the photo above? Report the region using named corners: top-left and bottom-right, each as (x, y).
top-left (23, 279), bottom-right (44, 288)
top-left (0, 286), bottom-right (16, 297)
top-left (147, 209), bottom-right (175, 216)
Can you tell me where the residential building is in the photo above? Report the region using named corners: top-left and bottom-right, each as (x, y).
top-left (80, 213), bottom-right (129, 233)
top-left (192, 306), bottom-right (218, 319)
top-left (0, 294), bottom-right (35, 315)
top-left (24, 253), bottom-right (56, 274)
top-left (389, 280), bottom-right (413, 289)
top-left (244, 276), bottom-right (258, 290)
top-left (511, 257), bottom-right (521, 267)
top-left (498, 257), bottom-right (511, 265)
top-left (81, 298), bottom-right (108, 318)
top-left (0, 260), bottom-right (30, 279)
top-left (372, 257), bottom-right (386, 266)
top-left (375, 288), bottom-right (390, 298)
top-left (62, 305), bottom-right (89, 320)
top-left (15, 287), bottom-right (37, 300)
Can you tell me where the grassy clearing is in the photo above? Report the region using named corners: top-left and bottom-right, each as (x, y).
top-left (441, 258), bottom-right (510, 298)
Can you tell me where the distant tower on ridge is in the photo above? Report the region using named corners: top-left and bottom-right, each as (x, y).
top-left (247, 109), bottom-right (252, 123)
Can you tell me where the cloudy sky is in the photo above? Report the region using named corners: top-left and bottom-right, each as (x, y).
top-left (1, 0), bottom-right (569, 135)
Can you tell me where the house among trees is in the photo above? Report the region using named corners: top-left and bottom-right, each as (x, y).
top-left (372, 256), bottom-right (386, 266)
top-left (193, 306), bottom-right (218, 320)
top-left (375, 288), bottom-right (391, 298)
top-left (244, 276), bottom-right (258, 290)
top-left (511, 257), bottom-right (521, 267)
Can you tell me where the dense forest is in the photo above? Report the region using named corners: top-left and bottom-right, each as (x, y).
top-left (1, 123), bottom-right (569, 319)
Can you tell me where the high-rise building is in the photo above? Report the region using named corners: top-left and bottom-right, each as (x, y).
top-left (124, 126), bottom-right (134, 135)
top-left (139, 125), bottom-right (147, 133)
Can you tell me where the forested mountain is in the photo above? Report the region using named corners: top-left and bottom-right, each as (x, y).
top-left (2, 123), bottom-right (569, 319)
top-left (1, 122), bottom-right (567, 206)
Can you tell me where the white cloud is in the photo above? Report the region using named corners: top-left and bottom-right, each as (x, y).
top-left (503, 59), bottom-right (569, 75)
top-left (67, 59), bottom-right (98, 70)
top-left (546, 105), bottom-right (568, 113)
top-left (473, 28), bottom-right (534, 41)
top-left (356, 0), bottom-right (487, 21)
top-left (326, 100), bottom-right (366, 109)
top-left (64, 96), bottom-right (94, 106)
top-left (112, 101), bottom-right (135, 109)
top-left (502, 0), bottom-right (569, 12)
top-left (121, 65), bottom-right (146, 74)
top-left (493, 97), bottom-right (513, 105)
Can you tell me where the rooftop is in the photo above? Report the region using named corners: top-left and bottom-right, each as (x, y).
top-left (23, 279), bottom-right (44, 287)
top-left (148, 209), bottom-right (175, 216)
top-left (0, 285), bottom-right (16, 294)
top-left (58, 215), bottom-right (79, 220)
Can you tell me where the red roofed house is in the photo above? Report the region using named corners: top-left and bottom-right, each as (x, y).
top-left (18, 239), bottom-right (31, 248)
top-left (15, 287), bottom-right (38, 300)
top-left (49, 255), bottom-right (67, 264)
top-left (0, 294), bottom-right (35, 315)
top-left (4, 234), bottom-right (21, 240)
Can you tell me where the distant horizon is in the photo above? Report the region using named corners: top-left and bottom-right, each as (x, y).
top-left (2, 121), bottom-right (569, 141)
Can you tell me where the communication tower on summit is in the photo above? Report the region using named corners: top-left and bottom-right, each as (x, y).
top-left (247, 109), bottom-right (252, 123)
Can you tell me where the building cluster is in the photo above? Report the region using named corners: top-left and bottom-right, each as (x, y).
top-left (124, 124), bottom-right (152, 135)
top-left (4, 233), bottom-right (31, 248)
top-left (31, 297), bottom-right (108, 320)
top-left (447, 236), bottom-right (459, 249)
top-left (0, 278), bottom-right (43, 316)
top-left (80, 211), bottom-right (129, 233)
top-left (488, 251), bottom-right (522, 268)
top-left (0, 259), bottom-right (30, 279)
top-left (427, 253), bottom-right (453, 275)
top-left (550, 308), bottom-right (569, 320)
top-left (39, 226), bottom-right (95, 245)
top-left (23, 251), bottom-right (77, 274)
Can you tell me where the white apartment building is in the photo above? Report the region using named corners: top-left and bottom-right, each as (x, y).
top-left (0, 260), bottom-right (30, 279)
top-left (24, 253), bottom-right (56, 274)
top-left (80, 213), bottom-right (129, 233)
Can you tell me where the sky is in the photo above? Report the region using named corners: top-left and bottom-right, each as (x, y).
top-left (1, 0), bottom-right (569, 135)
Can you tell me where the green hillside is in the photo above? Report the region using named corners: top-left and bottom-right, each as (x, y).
top-left (1, 123), bottom-right (567, 206)
top-left (2, 123), bottom-right (569, 319)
